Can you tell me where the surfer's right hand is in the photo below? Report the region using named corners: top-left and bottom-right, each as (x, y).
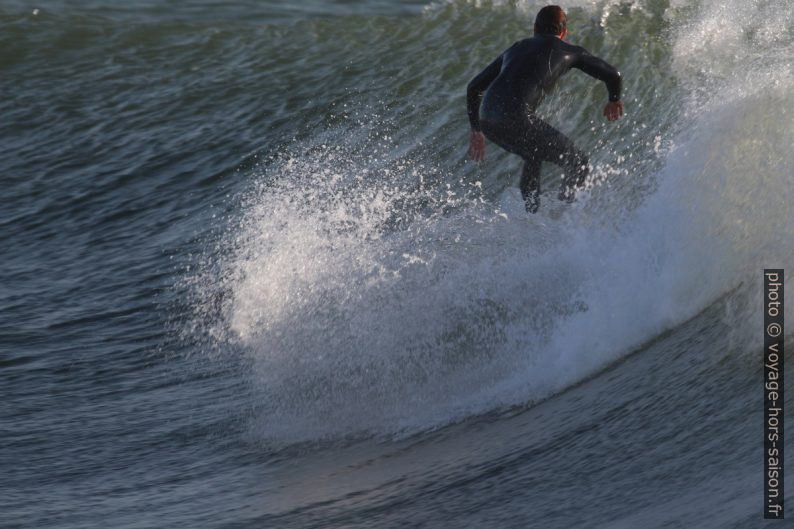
top-left (468, 130), bottom-right (486, 162)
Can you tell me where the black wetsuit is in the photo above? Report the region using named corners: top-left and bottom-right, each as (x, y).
top-left (467, 34), bottom-right (622, 212)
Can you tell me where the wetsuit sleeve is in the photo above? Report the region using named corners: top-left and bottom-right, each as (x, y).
top-left (466, 54), bottom-right (503, 132)
top-left (571, 49), bottom-right (622, 102)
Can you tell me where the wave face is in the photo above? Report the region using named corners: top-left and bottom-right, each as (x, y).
top-left (1, 0), bottom-right (792, 527)
top-left (187, 0), bottom-right (794, 446)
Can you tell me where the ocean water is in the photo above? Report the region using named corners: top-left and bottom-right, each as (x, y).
top-left (1, 0), bottom-right (793, 527)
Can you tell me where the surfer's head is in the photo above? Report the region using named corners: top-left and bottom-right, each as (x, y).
top-left (534, 5), bottom-right (568, 39)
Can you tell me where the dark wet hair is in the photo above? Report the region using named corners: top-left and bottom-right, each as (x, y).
top-left (535, 5), bottom-right (567, 36)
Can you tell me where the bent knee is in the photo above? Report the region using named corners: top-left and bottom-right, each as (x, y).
top-left (572, 152), bottom-right (589, 171)
top-left (570, 152), bottom-right (589, 180)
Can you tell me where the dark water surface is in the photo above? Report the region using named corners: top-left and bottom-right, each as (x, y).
top-left (2, 0), bottom-right (792, 527)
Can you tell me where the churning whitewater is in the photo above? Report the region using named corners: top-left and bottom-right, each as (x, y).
top-left (188, 0), bottom-right (794, 448)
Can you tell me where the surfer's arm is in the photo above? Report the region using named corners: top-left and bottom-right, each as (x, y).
top-left (466, 54), bottom-right (503, 132)
top-left (571, 49), bottom-right (624, 121)
top-left (571, 49), bottom-right (622, 102)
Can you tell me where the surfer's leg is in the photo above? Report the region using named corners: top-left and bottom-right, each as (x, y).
top-left (557, 147), bottom-right (589, 203)
top-left (520, 155), bottom-right (542, 213)
top-left (528, 117), bottom-right (590, 202)
top-left (482, 120), bottom-right (545, 213)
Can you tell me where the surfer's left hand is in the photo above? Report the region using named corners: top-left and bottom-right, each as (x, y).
top-left (468, 130), bottom-right (486, 161)
top-left (603, 100), bottom-right (624, 121)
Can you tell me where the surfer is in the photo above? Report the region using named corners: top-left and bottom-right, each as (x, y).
top-left (466, 5), bottom-right (624, 212)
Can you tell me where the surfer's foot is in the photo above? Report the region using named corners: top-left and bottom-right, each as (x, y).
top-left (524, 190), bottom-right (540, 213)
